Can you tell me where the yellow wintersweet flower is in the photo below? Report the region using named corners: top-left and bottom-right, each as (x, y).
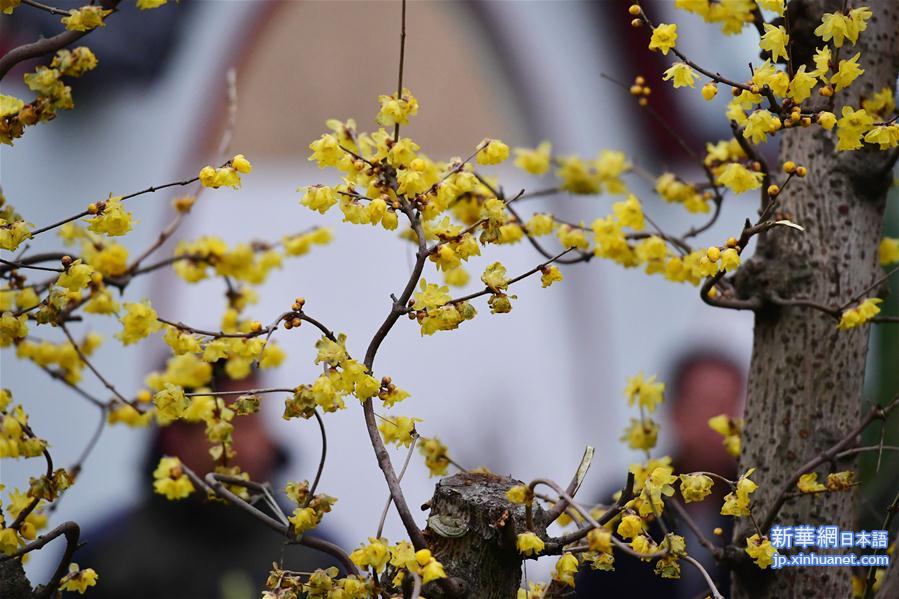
top-left (880, 238), bottom-right (899, 265)
top-left (288, 506), bottom-right (320, 534)
top-left (797, 472), bottom-right (826, 493)
top-left (231, 153), bottom-right (252, 173)
top-left (516, 532), bottom-right (545, 556)
top-left (720, 248), bottom-right (741, 272)
top-left (716, 163), bottom-right (763, 194)
top-left (0, 312), bottom-right (28, 347)
top-left (552, 553), bottom-right (579, 587)
top-left (0, 220), bottom-right (32, 251)
top-left (153, 383), bottom-right (188, 424)
top-left (56, 259), bottom-right (94, 291)
top-left (198, 165), bottom-right (241, 189)
top-left (477, 139), bottom-right (510, 165)
top-left (756, 0), bottom-right (784, 16)
top-left (649, 23), bottom-right (678, 55)
top-left (350, 538), bottom-right (390, 572)
top-left (137, 0), bottom-right (167, 9)
top-left (376, 88), bottom-right (419, 127)
top-left (308, 133), bottom-right (344, 168)
top-left (679, 473), bottom-right (714, 503)
top-left (506, 485), bottom-right (532, 505)
top-left (300, 185), bottom-right (339, 214)
top-left (617, 513), bottom-right (644, 539)
top-left (817, 111), bottom-right (836, 130)
top-left (760, 24), bottom-right (789, 62)
top-left (831, 53), bottom-right (864, 92)
top-left (61, 6), bottom-right (110, 32)
top-left (587, 528), bottom-right (612, 554)
top-left (116, 300), bottom-right (161, 345)
top-left (378, 415), bottom-right (421, 447)
top-left (836, 106), bottom-right (874, 151)
top-left (107, 403), bottom-right (153, 427)
top-left (745, 534), bottom-right (776, 569)
top-left (814, 12), bottom-right (853, 47)
top-left (837, 298), bottom-right (882, 330)
top-left (621, 417), bottom-right (658, 451)
top-left (0, 94), bottom-right (23, 118)
top-left (721, 468), bottom-right (758, 517)
top-left (864, 125), bottom-right (899, 150)
top-left (825, 470), bottom-right (855, 491)
top-left (557, 224), bottom-right (589, 251)
top-left (414, 436), bottom-right (448, 477)
top-left (743, 110), bottom-right (781, 144)
top-left (60, 563), bottom-right (99, 594)
top-left (152, 456), bottom-right (194, 500)
top-left (87, 243), bottom-right (129, 277)
top-left (540, 265), bottom-right (563, 288)
top-left (662, 63), bottom-right (697, 89)
top-left (625, 372), bottom-right (665, 412)
top-left (481, 262), bottom-right (509, 292)
top-left (417, 550), bottom-right (447, 584)
top-left (86, 196), bottom-right (133, 237)
top-left (708, 413), bottom-right (741, 457)
top-left (788, 66), bottom-right (817, 104)
top-left (514, 141), bottom-right (552, 175)
top-left (612, 194), bottom-right (644, 230)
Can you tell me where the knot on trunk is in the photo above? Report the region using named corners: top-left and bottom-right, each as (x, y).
top-left (423, 472), bottom-right (546, 598)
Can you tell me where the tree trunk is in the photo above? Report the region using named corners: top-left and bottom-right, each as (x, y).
top-left (422, 472), bottom-right (545, 598)
top-left (733, 2), bottom-right (899, 597)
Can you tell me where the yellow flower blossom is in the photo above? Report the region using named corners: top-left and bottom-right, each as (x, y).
top-left (378, 415), bottom-right (421, 447)
top-left (831, 53), bottom-right (864, 92)
top-left (797, 472), bottom-right (826, 493)
top-left (552, 553), bottom-right (579, 587)
top-left (880, 238), bottom-right (899, 265)
top-left (721, 468), bottom-right (758, 517)
top-left (540, 265), bottom-right (563, 288)
top-left (760, 24), bottom-right (789, 62)
top-left (716, 162), bottom-right (763, 194)
top-left (625, 372), bottom-right (665, 412)
top-left (663, 63), bottom-right (697, 89)
top-left (745, 534), bottom-right (776, 568)
top-left (152, 456), bottom-right (194, 500)
top-left (837, 298), bottom-right (882, 330)
top-left (376, 88), bottom-right (419, 127)
top-left (350, 537), bottom-right (390, 572)
top-left (61, 6), bottom-right (110, 31)
top-left (477, 139), bottom-right (510, 165)
top-left (56, 259), bottom-right (94, 291)
top-left (116, 300), bottom-right (161, 345)
top-left (649, 23), bottom-right (678, 55)
top-left (514, 141), bottom-right (552, 174)
top-left (516, 531), bottom-right (545, 556)
top-left (86, 196), bottom-right (132, 237)
top-left (679, 473), bottom-right (714, 503)
top-left (60, 563), bottom-right (99, 594)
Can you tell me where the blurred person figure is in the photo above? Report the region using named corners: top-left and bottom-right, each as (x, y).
top-left (575, 349), bottom-right (745, 598)
top-left (77, 367), bottom-right (338, 599)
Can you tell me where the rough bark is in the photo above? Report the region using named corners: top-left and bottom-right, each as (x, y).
top-left (0, 558), bottom-right (34, 599)
top-left (732, 1), bottom-right (899, 597)
top-left (422, 472), bottom-right (545, 599)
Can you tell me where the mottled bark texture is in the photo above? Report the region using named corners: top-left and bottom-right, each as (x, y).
top-left (0, 558), bottom-right (34, 599)
top-left (422, 473), bottom-right (545, 598)
top-left (732, 1), bottom-right (899, 598)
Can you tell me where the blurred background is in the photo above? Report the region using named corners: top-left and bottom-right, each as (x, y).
top-left (1, 0), bottom-right (896, 594)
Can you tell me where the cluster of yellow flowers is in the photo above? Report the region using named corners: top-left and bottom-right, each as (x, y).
top-left (1, 47), bottom-right (97, 145)
top-left (265, 565), bottom-right (371, 599)
top-left (349, 538), bottom-right (447, 587)
top-left (285, 480), bottom-right (337, 535)
top-left (837, 298), bottom-right (883, 330)
top-left (152, 456), bottom-right (194, 500)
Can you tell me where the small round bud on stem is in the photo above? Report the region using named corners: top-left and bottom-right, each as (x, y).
top-left (61, 255), bottom-right (73, 268)
top-left (726, 237), bottom-right (738, 248)
top-left (819, 86), bottom-right (833, 97)
top-left (767, 184), bottom-right (780, 197)
top-left (630, 18), bottom-right (642, 27)
top-left (783, 161), bottom-right (796, 174)
top-left (87, 203), bottom-right (99, 215)
top-left (796, 166), bottom-right (807, 177)
top-left (628, 4), bottom-right (641, 16)
top-left (707, 246), bottom-right (721, 262)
